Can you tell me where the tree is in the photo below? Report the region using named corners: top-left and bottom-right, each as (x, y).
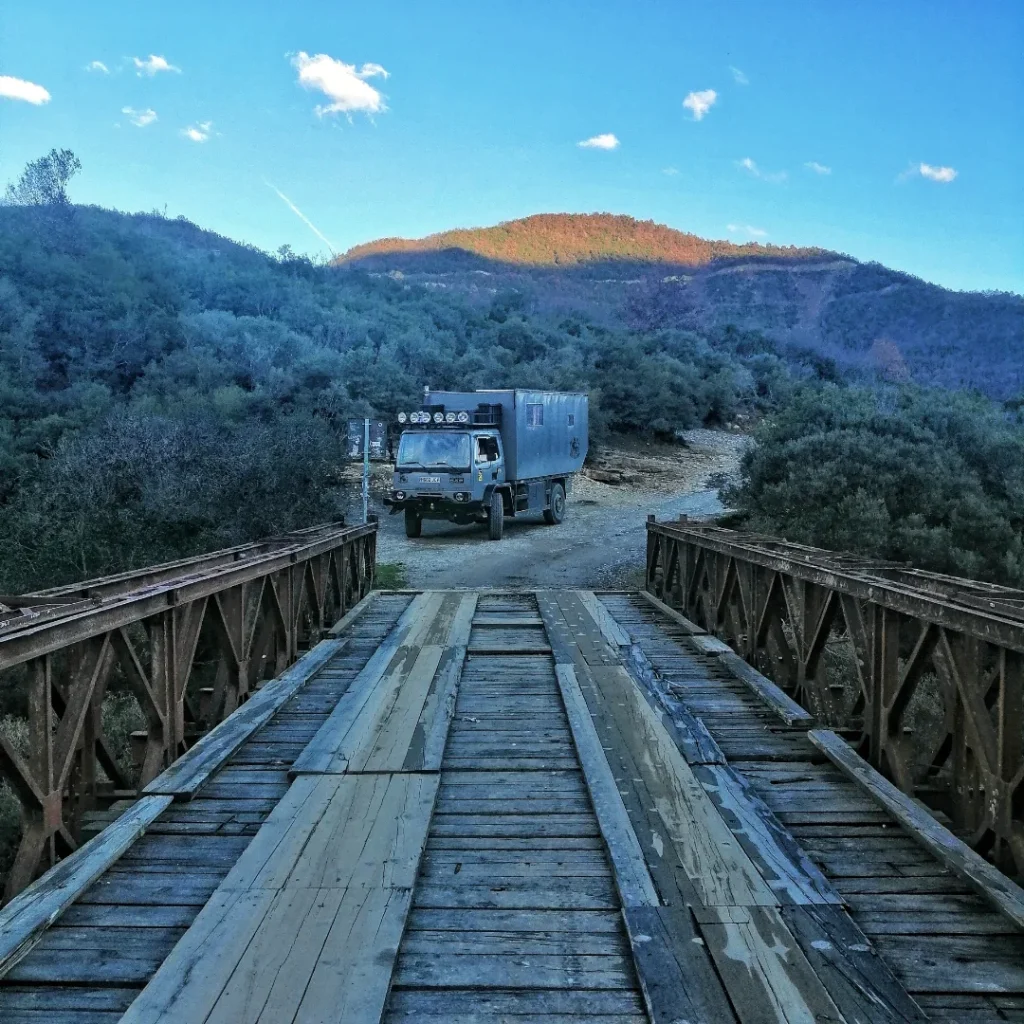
top-left (3, 149), bottom-right (81, 209)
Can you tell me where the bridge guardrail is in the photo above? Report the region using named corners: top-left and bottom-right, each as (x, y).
top-left (0, 519), bottom-right (377, 901)
top-left (645, 516), bottom-right (1024, 877)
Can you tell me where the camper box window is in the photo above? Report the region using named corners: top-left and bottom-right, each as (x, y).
top-left (526, 404), bottom-right (544, 426)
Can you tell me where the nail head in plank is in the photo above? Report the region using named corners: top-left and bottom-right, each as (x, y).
top-left (809, 728), bottom-right (1024, 933)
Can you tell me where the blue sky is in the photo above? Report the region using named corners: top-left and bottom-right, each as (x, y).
top-left (2, 0), bottom-right (1021, 293)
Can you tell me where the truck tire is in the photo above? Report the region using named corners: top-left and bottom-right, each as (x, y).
top-left (488, 490), bottom-right (504, 541)
top-left (405, 509), bottom-right (422, 538)
top-left (544, 483), bottom-right (566, 525)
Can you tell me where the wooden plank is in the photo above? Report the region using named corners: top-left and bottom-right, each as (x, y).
top-left (220, 773), bottom-right (438, 891)
top-left (386, 988), bottom-right (647, 1019)
top-left (327, 589), bottom-right (377, 636)
top-left (625, 903), bottom-right (739, 1023)
top-left (691, 763), bottom-right (843, 906)
top-left (699, 904), bottom-right (845, 1023)
top-left (143, 639), bottom-right (347, 798)
top-left (0, 794), bottom-right (172, 977)
top-left (809, 729), bottom-right (1024, 932)
top-left (578, 590), bottom-right (632, 648)
top-left (718, 650), bottom-right (814, 727)
top-left (553, 664), bottom-right (659, 907)
top-left (124, 765), bottom-right (436, 1023)
top-left (290, 592), bottom-right (442, 775)
top-left (587, 662), bottom-right (778, 908)
top-left (638, 588), bottom-right (707, 633)
top-left (348, 645), bottom-right (445, 771)
top-left (780, 903), bottom-right (930, 1023)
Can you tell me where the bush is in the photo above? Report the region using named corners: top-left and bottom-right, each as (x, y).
top-left (729, 384), bottom-right (1024, 584)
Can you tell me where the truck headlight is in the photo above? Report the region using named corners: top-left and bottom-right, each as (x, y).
top-left (445, 412), bottom-right (456, 423)
top-left (394, 490), bottom-right (406, 500)
top-left (457, 411), bottom-right (470, 423)
top-left (433, 412), bottom-right (444, 423)
top-left (397, 412), bottom-right (408, 424)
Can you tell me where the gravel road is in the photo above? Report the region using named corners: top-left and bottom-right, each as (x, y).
top-left (351, 430), bottom-right (749, 590)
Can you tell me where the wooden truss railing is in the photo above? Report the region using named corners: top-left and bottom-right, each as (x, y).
top-left (0, 520), bottom-right (377, 900)
top-left (645, 517), bottom-right (1024, 877)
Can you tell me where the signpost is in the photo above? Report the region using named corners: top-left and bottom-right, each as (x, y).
top-left (347, 419), bottom-right (388, 524)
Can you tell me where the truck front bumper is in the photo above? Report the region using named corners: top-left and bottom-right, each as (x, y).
top-left (383, 494), bottom-right (485, 519)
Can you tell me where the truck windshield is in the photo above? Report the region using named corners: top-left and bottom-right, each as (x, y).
top-left (397, 432), bottom-right (471, 471)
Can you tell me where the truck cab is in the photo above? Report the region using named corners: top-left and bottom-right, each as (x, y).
top-left (384, 390), bottom-right (588, 541)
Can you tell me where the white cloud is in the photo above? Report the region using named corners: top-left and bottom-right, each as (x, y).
top-left (266, 181), bottom-right (337, 254)
top-left (86, 61), bottom-right (109, 74)
top-left (662, 167), bottom-right (679, 176)
top-left (123, 106), bottom-right (157, 127)
top-left (919, 162), bottom-right (957, 183)
top-left (181, 120), bottom-right (213, 142)
top-left (0, 75), bottom-right (51, 105)
top-left (729, 66), bottom-right (749, 85)
top-left (578, 133), bottom-right (619, 150)
top-left (291, 52), bottom-right (388, 118)
top-left (727, 223), bottom-right (768, 238)
top-left (805, 161), bottom-right (831, 175)
top-left (132, 55), bottom-right (180, 77)
top-left (683, 89), bottom-right (717, 121)
top-left (737, 156), bottom-right (787, 183)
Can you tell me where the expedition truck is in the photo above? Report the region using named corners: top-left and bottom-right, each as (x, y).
top-left (383, 389), bottom-right (589, 541)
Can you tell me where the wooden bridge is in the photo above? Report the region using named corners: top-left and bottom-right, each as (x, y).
top-left (1, 529), bottom-right (1024, 1022)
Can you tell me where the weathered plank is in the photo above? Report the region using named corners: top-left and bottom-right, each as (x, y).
top-left (809, 729), bottom-right (1024, 932)
top-left (143, 639), bottom-right (347, 798)
top-left (289, 592), bottom-right (441, 774)
top-left (692, 762), bottom-right (843, 906)
top-left (553, 663), bottom-right (659, 908)
top-left (638, 588), bottom-right (707, 634)
top-left (579, 590), bottom-right (632, 648)
top-left (326, 589), bottom-right (377, 637)
top-left (293, 592), bottom-right (470, 776)
top-left (0, 794), bottom-right (173, 976)
top-left (780, 903), bottom-right (930, 1023)
top-left (220, 773), bottom-right (438, 891)
top-left (718, 650), bottom-right (814, 726)
top-left (698, 904), bottom-right (845, 1023)
top-left (625, 903), bottom-right (738, 1023)
top-left (589, 662), bottom-right (778, 907)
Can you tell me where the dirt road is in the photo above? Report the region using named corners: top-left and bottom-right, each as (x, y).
top-left (354, 430), bottom-right (748, 590)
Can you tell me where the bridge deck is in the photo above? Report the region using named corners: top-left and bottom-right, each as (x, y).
top-left (1, 590), bottom-right (1022, 1023)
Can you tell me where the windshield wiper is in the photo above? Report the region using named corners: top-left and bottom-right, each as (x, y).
top-left (397, 462), bottom-right (426, 470)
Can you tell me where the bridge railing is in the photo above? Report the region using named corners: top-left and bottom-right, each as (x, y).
top-left (0, 520), bottom-right (377, 900)
top-left (645, 517), bottom-right (1024, 877)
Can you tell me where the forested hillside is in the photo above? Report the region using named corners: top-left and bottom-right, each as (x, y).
top-left (1, 155), bottom-right (1022, 594)
top-left (0, 203), bottom-right (797, 591)
top-left (342, 214), bottom-right (1024, 399)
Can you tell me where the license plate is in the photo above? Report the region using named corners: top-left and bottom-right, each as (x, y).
top-left (420, 476), bottom-right (441, 484)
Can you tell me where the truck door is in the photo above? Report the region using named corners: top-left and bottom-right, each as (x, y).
top-left (475, 434), bottom-right (504, 486)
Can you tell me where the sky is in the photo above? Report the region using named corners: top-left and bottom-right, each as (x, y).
top-left (1, 0), bottom-right (1022, 294)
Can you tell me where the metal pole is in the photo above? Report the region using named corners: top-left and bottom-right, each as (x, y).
top-left (362, 417), bottom-right (370, 524)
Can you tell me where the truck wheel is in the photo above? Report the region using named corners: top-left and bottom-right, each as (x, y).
top-left (405, 509), bottom-right (422, 538)
top-left (544, 483), bottom-right (566, 525)
top-left (488, 490), bottom-right (504, 541)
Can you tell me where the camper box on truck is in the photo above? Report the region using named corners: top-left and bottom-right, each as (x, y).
top-left (384, 389), bottom-right (589, 541)
top-left (433, 390), bottom-right (588, 480)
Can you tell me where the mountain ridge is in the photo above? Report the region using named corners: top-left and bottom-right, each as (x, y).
top-left (339, 212), bottom-right (829, 269)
